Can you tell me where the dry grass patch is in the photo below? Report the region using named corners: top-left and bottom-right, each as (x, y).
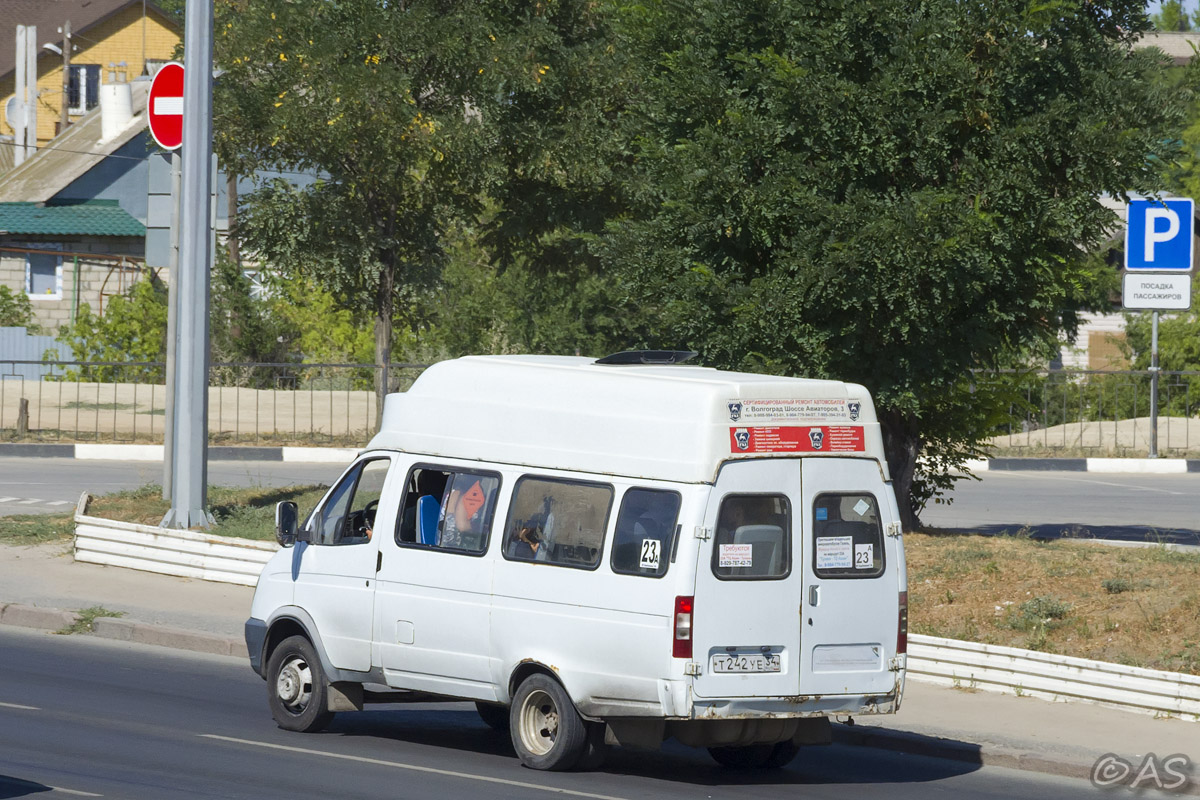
top-left (906, 532), bottom-right (1200, 675)
top-left (85, 484), bottom-right (329, 540)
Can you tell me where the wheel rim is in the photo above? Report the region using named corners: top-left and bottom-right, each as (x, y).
top-left (518, 688), bottom-right (559, 756)
top-left (275, 654), bottom-right (314, 715)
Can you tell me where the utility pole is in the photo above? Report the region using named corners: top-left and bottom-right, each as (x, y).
top-left (23, 25), bottom-right (36, 159)
top-left (161, 0), bottom-right (215, 529)
top-left (60, 21), bottom-right (71, 134)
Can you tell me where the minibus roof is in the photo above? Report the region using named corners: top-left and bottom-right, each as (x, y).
top-left (368, 355), bottom-right (889, 484)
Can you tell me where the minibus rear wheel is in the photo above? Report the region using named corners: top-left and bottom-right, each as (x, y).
top-left (266, 635), bottom-right (334, 733)
top-left (510, 674), bottom-right (588, 770)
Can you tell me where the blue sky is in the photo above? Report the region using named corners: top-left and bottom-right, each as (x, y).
top-left (1147, 0), bottom-right (1199, 15)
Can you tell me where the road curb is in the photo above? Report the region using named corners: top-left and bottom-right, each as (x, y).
top-left (3, 442), bottom-right (1197, 472)
top-left (0, 604), bottom-right (245, 659)
top-left (0, 443), bottom-right (360, 463)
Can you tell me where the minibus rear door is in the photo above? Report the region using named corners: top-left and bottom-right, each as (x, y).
top-left (691, 459), bottom-right (805, 699)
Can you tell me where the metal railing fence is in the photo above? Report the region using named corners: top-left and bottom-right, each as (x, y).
top-left (977, 369), bottom-right (1200, 455)
top-left (0, 360), bottom-right (428, 446)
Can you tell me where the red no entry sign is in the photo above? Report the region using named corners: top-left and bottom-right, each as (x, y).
top-left (148, 61), bottom-right (184, 150)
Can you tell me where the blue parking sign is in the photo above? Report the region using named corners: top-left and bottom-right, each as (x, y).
top-left (1125, 198), bottom-right (1194, 271)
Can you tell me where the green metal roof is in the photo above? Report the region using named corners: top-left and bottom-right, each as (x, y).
top-left (0, 200), bottom-right (145, 237)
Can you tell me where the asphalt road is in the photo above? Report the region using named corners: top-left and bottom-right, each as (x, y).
top-left (3, 457), bottom-right (1198, 545)
top-left (921, 471), bottom-right (1200, 545)
top-left (0, 457), bottom-right (338, 517)
top-left (0, 627), bottom-right (1107, 800)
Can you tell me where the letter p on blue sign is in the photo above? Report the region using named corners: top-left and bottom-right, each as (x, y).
top-left (1126, 198), bottom-right (1195, 271)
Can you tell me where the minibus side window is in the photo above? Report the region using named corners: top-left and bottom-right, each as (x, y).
top-left (502, 476), bottom-right (613, 570)
top-left (711, 494), bottom-right (791, 580)
top-left (610, 488), bottom-right (682, 578)
top-left (812, 493), bottom-right (885, 579)
top-left (305, 458), bottom-right (390, 546)
top-left (394, 465), bottom-right (500, 556)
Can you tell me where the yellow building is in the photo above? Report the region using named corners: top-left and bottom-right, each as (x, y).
top-left (0, 0), bottom-right (179, 149)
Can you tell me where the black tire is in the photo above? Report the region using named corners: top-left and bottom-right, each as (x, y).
top-left (509, 674), bottom-right (588, 770)
top-left (475, 701), bottom-right (510, 732)
top-left (266, 635), bottom-right (334, 733)
top-left (708, 744), bottom-right (775, 769)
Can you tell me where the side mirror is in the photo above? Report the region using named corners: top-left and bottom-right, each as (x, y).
top-left (275, 501), bottom-right (298, 546)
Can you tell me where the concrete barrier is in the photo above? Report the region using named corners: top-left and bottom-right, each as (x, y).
top-left (907, 633), bottom-right (1200, 721)
top-left (74, 502), bottom-right (277, 587)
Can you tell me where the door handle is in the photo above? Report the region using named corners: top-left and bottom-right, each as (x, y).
top-left (808, 585), bottom-right (820, 607)
top-left (376, 551), bottom-right (382, 572)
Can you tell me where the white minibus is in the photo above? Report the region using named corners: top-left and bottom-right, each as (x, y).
top-left (246, 352), bottom-right (908, 770)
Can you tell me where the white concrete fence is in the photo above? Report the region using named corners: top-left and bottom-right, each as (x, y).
top-left (907, 634), bottom-right (1200, 721)
top-left (73, 494), bottom-right (276, 587)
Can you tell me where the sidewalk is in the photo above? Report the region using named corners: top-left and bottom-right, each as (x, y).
top-left (0, 539), bottom-right (1196, 792)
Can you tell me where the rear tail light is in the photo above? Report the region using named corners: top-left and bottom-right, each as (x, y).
top-left (673, 595), bottom-right (693, 659)
top-left (897, 591), bottom-right (908, 655)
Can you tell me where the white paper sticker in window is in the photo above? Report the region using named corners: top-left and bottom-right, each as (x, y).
top-left (855, 543), bottom-right (874, 569)
top-left (852, 499), bottom-right (871, 518)
top-left (719, 543), bottom-right (753, 568)
top-left (639, 538), bottom-right (662, 570)
top-left (816, 536), bottom-right (853, 570)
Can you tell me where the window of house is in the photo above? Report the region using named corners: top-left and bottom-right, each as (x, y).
top-left (610, 488), bottom-right (681, 578)
top-left (67, 65), bottom-right (101, 115)
top-left (812, 493), bottom-right (885, 579)
top-left (25, 248), bottom-right (62, 299)
top-left (712, 494), bottom-right (791, 580)
top-left (395, 464), bottom-right (501, 556)
top-left (502, 476), bottom-right (613, 569)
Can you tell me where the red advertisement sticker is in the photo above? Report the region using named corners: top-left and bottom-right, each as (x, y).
top-left (729, 426), bottom-right (865, 454)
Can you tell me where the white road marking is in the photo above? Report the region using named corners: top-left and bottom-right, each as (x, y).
top-left (0, 497), bottom-right (17, 503)
top-left (44, 500), bottom-right (72, 506)
top-left (15, 498), bottom-right (42, 504)
top-left (1019, 472), bottom-right (1186, 496)
top-left (200, 734), bottom-right (630, 800)
top-left (50, 787), bottom-right (102, 797)
top-left (0, 700), bottom-right (40, 710)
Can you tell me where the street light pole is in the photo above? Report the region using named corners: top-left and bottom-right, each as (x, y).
top-left (161, 0), bottom-right (214, 528)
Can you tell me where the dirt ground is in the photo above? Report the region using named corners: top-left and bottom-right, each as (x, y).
top-left (906, 531), bottom-right (1200, 675)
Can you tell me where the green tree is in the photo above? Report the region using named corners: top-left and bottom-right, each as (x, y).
top-left (1153, 0), bottom-right (1196, 31)
top-left (0, 285), bottom-right (38, 331)
top-left (213, 0), bottom-right (508, 422)
top-left (57, 277), bottom-right (168, 381)
top-left (597, 0), bottom-right (1184, 527)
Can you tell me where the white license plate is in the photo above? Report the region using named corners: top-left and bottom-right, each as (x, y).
top-left (711, 653), bottom-right (781, 673)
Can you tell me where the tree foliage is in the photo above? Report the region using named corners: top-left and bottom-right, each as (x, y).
top-left (213, 0), bottom-right (510, 418)
top-left (594, 0), bottom-right (1183, 526)
top-left (58, 276), bottom-right (169, 381)
top-left (0, 285), bottom-right (37, 331)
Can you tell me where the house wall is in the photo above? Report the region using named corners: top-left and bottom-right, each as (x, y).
top-left (0, 5), bottom-right (179, 145)
top-left (0, 236), bottom-right (147, 333)
top-left (53, 131), bottom-right (151, 224)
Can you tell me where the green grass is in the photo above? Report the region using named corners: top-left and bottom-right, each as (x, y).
top-left (85, 483), bottom-right (329, 539)
top-left (55, 605), bottom-right (126, 635)
top-left (0, 483), bottom-right (329, 544)
top-left (0, 513), bottom-right (75, 544)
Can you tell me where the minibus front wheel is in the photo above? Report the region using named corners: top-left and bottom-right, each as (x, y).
top-left (266, 635), bottom-right (334, 733)
top-left (510, 674), bottom-right (588, 770)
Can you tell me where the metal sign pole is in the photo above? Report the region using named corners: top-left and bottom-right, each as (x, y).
top-left (161, 0), bottom-right (214, 528)
top-left (162, 150), bottom-right (181, 500)
top-left (1149, 311), bottom-right (1160, 459)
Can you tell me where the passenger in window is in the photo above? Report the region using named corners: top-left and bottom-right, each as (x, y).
top-left (512, 525), bottom-right (543, 560)
top-left (439, 477), bottom-right (491, 550)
